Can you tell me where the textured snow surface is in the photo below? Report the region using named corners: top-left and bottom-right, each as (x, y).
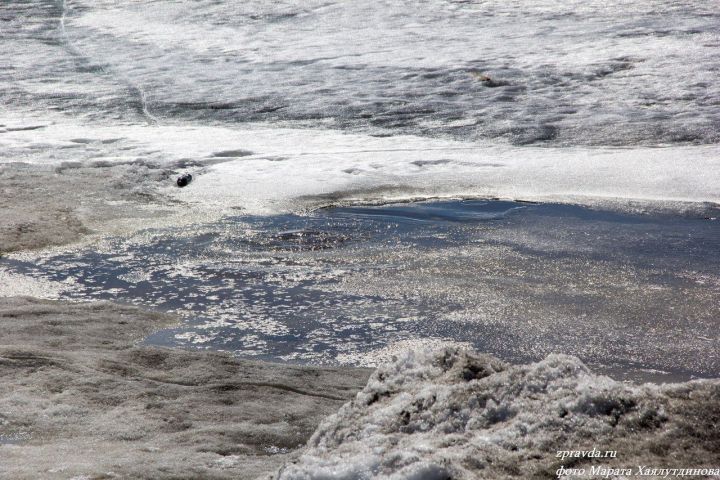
top-left (0, 296), bottom-right (370, 480)
top-left (274, 348), bottom-right (720, 479)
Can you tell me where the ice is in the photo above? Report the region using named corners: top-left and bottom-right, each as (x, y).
top-left (52, 0), bottom-right (719, 146)
top-left (4, 199), bottom-right (717, 377)
top-left (274, 348), bottom-right (720, 479)
top-left (0, 269), bottom-right (65, 299)
top-left (1, 117), bottom-right (717, 216)
top-left (335, 339), bottom-right (475, 368)
top-left (2, 1), bottom-right (719, 477)
top-left (2, 0), bottom-right (718, 217)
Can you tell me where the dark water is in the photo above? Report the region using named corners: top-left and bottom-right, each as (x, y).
top-left (2, 200), bottom-right (718, 381)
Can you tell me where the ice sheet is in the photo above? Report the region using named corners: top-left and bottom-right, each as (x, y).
top-left (1, 118), bottom-right (717, 215)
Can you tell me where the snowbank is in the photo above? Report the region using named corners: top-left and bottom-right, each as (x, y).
top-left (274, 348), bottom-right (720, 479)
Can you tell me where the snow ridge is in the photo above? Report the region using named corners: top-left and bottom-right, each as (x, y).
top-left (274, 348), bottom-right (720, 479)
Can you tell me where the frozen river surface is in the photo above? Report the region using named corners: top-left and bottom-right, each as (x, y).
top-left (1, 0), bottom-right (718, 382)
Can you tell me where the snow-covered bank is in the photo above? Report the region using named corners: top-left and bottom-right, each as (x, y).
top-left (274, 348), bottom-right (720, 480)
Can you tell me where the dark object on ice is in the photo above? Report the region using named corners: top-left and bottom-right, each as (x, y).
top-left (469, 71), bottom-right (509, 87)
top-left (176, 173), bottom-right (193, 187)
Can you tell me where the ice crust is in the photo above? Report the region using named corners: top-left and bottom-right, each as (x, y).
top-left (274, 348), bottom-right (720, 479)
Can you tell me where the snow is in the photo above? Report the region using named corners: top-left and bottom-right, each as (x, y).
top-left (1, 117), bottom-right (717, 216)
top-left (274, 348), bottom-right (720, 479)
